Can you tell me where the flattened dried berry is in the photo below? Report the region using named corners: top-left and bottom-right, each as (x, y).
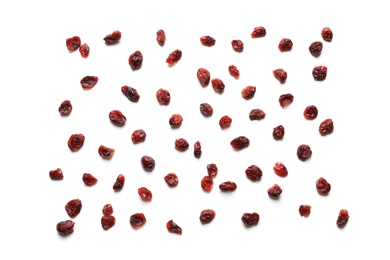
top-left (200, 36), bottom-right (216, 46)
top-left (138, 187), bottom-right (153, 201)
top-left (279, 93), bottom-right (294, 108)
top-left (131, 129), bottom-right (146, 144)
top-left (101, 215), bottom-right (116, 230)
top-left (241, 86), bottom-right (256, 100)
top-left (319, 119), bottom-right (334, 136)
top-left (273, 162), bottom-right (288, 177)
top-left (297, 144), bottom-right (312, 161)
top-left (113, 174), bottom-right (125, 192)
top-left (200, 103), bottom-right (213, 117)
top-left (79, 43), bottom-right (90, 58)
top-left (156, 29), bottom-right (166, 46)
top-left (169, 114), bottom-right (183, 128)
top-left (65, 199), bottom-right (82, 218)
top-left (273, 125), bottom-right (285, 140)
top-left (194, 141), bottom-right (202, 158)
top-left (312, 66), bottom-right (327, 81)
top-left (68, 134), bottom-right (85, 152)
top-left (66, 36), bottom-right (81, 52)
top-left (321, 27), bottom-right (333, 42)
top-left (241, 213), bottom-right (259, 227)
top-left (251, 26), bottom-right (266, 38)
top-left (102, 204), bottom-right (113, 216)
top-left (109, 110), bottom-right (126, 126)
top-left (249, 109), bottom-right (266, 120)
top-left (197, 68), bottom-right (210, 87)
top-left (316, 177), bottom-right (331, 195)
top-left (129, 50), bottom-right (143, 70)
top-left (273, 69), bottom-right (287, 83)
top-left (232, 40), bottom-right (244, 52)
top-left (299, 205), bottom-right (311, 217)
top-left (82, 173), bottom-right (98, 186)
top-left (268, 184), bottom-right (282, 198)
top-left (164, 173), bottom-right (179, 187)
top-left (211, 78), bottom-right (225, 94)
top-left (245, 165), bottom-right (262, 181)
top-left (230, 136), bottom-right (250, 150)
top-left (304, 105), bottom-right (318, 120)
top-left (58, 100), bottom-right (72, 116)
top-left (57, 220), bottom-right (74, 236)
top-left (219, 115), bottom-right (232, 129)
top-left (278, 38), bottom-right (293, 52)
top-left (207, 163), bottom-right (218, 177)
top-left (228, 65), bottom-right (240, 79)
top-left (336, 209), bottom-right (349, 228)
top-left (141, 156), bottom-right (155, 172)
top-left (199, 209), bottom-right (216, 224)
top-left (201, 176), bottom-right (213, 192)
top-left (166, 49), bottom-right (182, 66)
top-left (166, 220), bottom-right (182, 235)
top-left (156, 88), bottom-right (171, 105)
top-left (104, 30), bottom-right (121, 44)
top-left (130, 213), bottom-right (147, 229)
top-left (219, 181), bottom-right (237, 191)
top-left (98, 145), bottom-right (115, 159)
top-left (80, 76), bottom-right (98, 90)
top-left (309, 41), bottom-right (323, 57)
top-left (121, 86), bottom-right (140, 102)
top-left (49, 168), bottom-right (63, 180)
top-left (175, 138), bottom-right (189, 151)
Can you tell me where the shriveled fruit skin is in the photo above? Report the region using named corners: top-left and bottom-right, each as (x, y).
top-left (57, 220), bottom-right (75, 236)
top-left (230, 136), bottom-right (250, 150)
top-left (166, 220), bottom-right (182, 235)
top-left (241, 213), bottom-right (259, 227)
top-left (101, 215), bottom-right (116, 230)
top-left (130, 213), bottom-right (147, 229)
top-left (199, 209), bottom-right (216, 224)
top-left (336, 209), bottom-right (349, 228)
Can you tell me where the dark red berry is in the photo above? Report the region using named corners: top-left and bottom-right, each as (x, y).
top-left (230, 136), bottom-right (250, 150)
top-left (251, 26), bottom-right (266, 38)
top-left (129, 50), bottom-right (143, 70)
top-left (249, 109), bottom-right (266, 120)
top-left (68, 134), bottom-right (85, 152)
top-left (319, 119), bottom-right (334, 136)
top-left (102, 204), bottom-right (113, 216)
top-left (113, 174), bottom-right (125, 192)
top-left (219, 115), bottom-right (232, 129)
top-left (109, 110), bottom-right (126, 126)
top-left (98, 145), bottom-right (115, 160)
top-left (201, 176), bottom-right (213, 192)
top-left (79, 43), bottom-right (90, 58)
top-left (49, 168), bottom-right (63, 180)
top-left (199, 209), bottom-right (216, 224)
top-left (57, 220), bottom-right (75, 236)
top-left (156, 88), bottom-right (171, 105)
top-left (299, 205), bottom-right (311, 217)
top-left (80, 76), bottom-right (98, 90)
top-left (312, 65), bottom-right (327, 81)
top-left (309, 41), bottom-right (323, 57)
top-left (207, 163), bottom-right (218, 177)
top-left (200, 103), bottom-right (213, 117)
top-left (66, 36), bottom-right (81, 52)
top-left (273, 162), bottom-right (288, 177)
top-left (279, 93), bottom-right (294, 108)
top-left (228, 65), bottom-right (240, 79)
top-left (141, 156), bottom-right (155, 172)
top-left (164, 173), bottom-right (179, 187)
top-left (241, 86), bottom-right (256, 100)
top-left (65, 199), bottom-right (82, 218)
top-left (82, 173), bottom-right (98, 186)
top-left (304, 105), bottom-right (318, 120)
top-left (166, 49), bottom-right (182, 66)
top-left (219, 181), bottom-right (237, 191)
top-left (104, 30), bottom-right (121, 44)
top-left (194, 141), bottom-right (202, 158)
top-left (273, 125), bottom-right (285, 140)
top-left (58, 100), bottom-right (72, 116)
top-left (169, 114), bottom-right (183, 128)
top-left (130, 213), bottom-right (147, 229)
top-left (241, 213), bottom-right (259, 227)
top-left (200, 36), bottom-right (216, 46)
top-left (316, 177), bottom-right (331, 195)
top-left (131, 129), bottom-right (146, 144)
top-left (268, 184), bottom-right (282, 198)
top-left (197, 68), bottom-right (211, 87)
top-left (156, 29), bottom-right (166, 46)
top-left (101, 215), bottom-right (116, 230)
top-left (297, 144), bottom-right (312, 161)
top-left (138, 187), bottom-right (153, 201)
top-left (336, 209), bottom-right (349, 228)
top-left (166, 220), bottom-right (182, 235)
top-left (245, 165), bottom-right (262, 181)
top-left (232, 40), bottom-right (244, 52)
top-left (273, 69), bottom-right (287, 83)
top-left (211, 78), bottom-right (225, 94)
top-left (278, 38), bottom-right (293, 51)
top-left (321, 27), bottom-right (333, 42)
top-left (175, 138), bottom-right (189, 151)
top-left (121, 86), bottom-right (140, 102)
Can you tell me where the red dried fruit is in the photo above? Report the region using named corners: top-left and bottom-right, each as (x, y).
top-left (278, 38), bottom-right (293, 52)
top-left (66, 36), bottom-right (81, 52)
top-left (131, 129), bottom-right (146, 144)
top-left (82, 173), bottom-right (98, 186)
top-left (228, 65), bottom-right (240, 79)
top-left (273, 125), bottom-right (285, 140)
top-left (175, 138), bottom-right (189, 151)
top-left (200, 36), bottom-right (216, 46)
top-left (297, 144), bottom-right (312, 161)
top-left (197, 68), bottom-right (211, 87)
top-left (241, 213), bottom-right (259, 227)
top-left (199, 209), bottom-right (216, 224)
top-left (141, 155), bottom-right (155, 172)
top-left (299, 205), bottom-right (311, 217)
top-left (101, 215), bottom-right (116, 231)
top-left (113, 174), bottom-right (125, 192)
top-left (319, 119), bottom-right (334, 136)
top-left (211, 78), bottom-right (225, 94)
top-left (102, 204), bottom-right (113, 216)
top-left (166, 220), bottom-right (182, 235)
top-left (58, 100), bottom-right (72, 116)
top-left (251, 26), bottom-right (266, 38)
top-left (321, 27), bottom-right (333, 42)
top-left (316, 177), bottom-right (331, 195)
top-left (166, 49), bottom-right (182, 66)
top-left (232, 40), bottom-right (244, 52)
top-left (57, 220), bottom-right (75, 236)
top-left (156, 88), bottom-right (171, 105)
top-left (98, 145), bottom-right (115, 160)
top-left (241, 86), bottom-right (256, 100)
top-left (80, 76), bottom-right (98, 90)
top-left (68, 134), bottom-right (85, 152)
top-left (273, 69), bottom-right (287, 83)
top-left (207, 163), bottom-right (218, 177)
top-left (164, 173), bottom-right (179, 187)
top-left (336, 209), bottom-right (349, 228)
top-left (309, 41), bottom-right (323, 57)
top-left (109, 110), bottom-right (126, 126)
top-left (169, 114), bottom-right (183, 128)
top-left (249, 109), bottom-right (266, 120)
top-left (219, 115), bottom-right (232, 129)
top-left (49, 168), bottom-right (64, 180)
top-left (200, 103), bottom-right (213, 117)
top-left (129, 50), bottom-right (143, 70)
top-left (194, 141), bottom-right (202, 158)
top-left (231, 136), bottom-right (250, 150)
top-left (201, 176), bottom-right (213, 192)
top-left (312, 65), bottom-right (327, 81)
top-left (156, 29), bottom-right (166, 46)
top-left (273, 162), bottom-right (288, 177)
top-left (130, 213), bottom-right (147, 229)
top-left (304, 105), bottom-right (318, 120)
top-left (79, 43), bottom-right (90, 58)
top-left (121, 86), bottom-right (140, 102)
top-left (268, 184), bottom-right (282, 198)
top-left (245, 165), bottom-right (262, 181)
top-left (65, 199), bottom-right (82, 218)
top-left (219, 181), bottom-right (237, 191)
top-left (279, 93), bottom-right (294, 108)
top-left (104, 30), bottom-right (121, 44)
top-left (138, 187), bottom-right (153, 201)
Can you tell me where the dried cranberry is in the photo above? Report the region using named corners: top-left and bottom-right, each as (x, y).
top-left (273, 69), bottom-right (287, 83)
top-left (319, 119), bottom-right (334, 136)
top-left (131, 129), bottom-right (146, 144)
top-left (321, 27), bottom-right (333, 42)
top-left (309, 41), bottom-right (323, 57)
top-left (241, 86), bottom-right (256, 100)
top-left (299, 205), bottom-right (311, 217)
top-left (194, 141), bottom-right (202, 158)
top-left (79, 43), bottom-right (90, 58)
top-left (200, 36), bottom-right (216, 46)
top-left (65, 199), bottom-right (82, 218)
top-left (231, 136), bottom-right (250, 150)
top-left (312, 65), bottom-right (327, 81)
top-left (297, 144), bottom-right (312, 161)
top-left (156, 88), bottom-right (171, 105)
top-left (201, 176), bottom-right (213, 192)
top-left (241, 213), bottom-right (259, 227)
top-left (336, 209), bottom-right (349, 228)
top-left (109, 110), bottom-right (126, 126)
top-left (273, 125), bottom-right (285, 140)
top-left (211, 78), bottom-right (225, 94)
top-left (58, 100), bottom-right (72, 116)
top-left (164, 173), bottom-right (179, 187)
top-left (278, 38), bottom-right (293, 52)
top-left (66, 36), bottom-right (81, 52)
top-left (141, 155), bottom-right (155, 172)
top-left (268, 184), bottom-right (282, 198)
top-left (130, 213), bottom-right (147, 229)
top-left (304, 105), bottom-right (318, 120)
top-left (57, 220), bottom-right (75, 236)
top-left (98, 145), bottom-right (115, 160)
top-left (129, 50), bottom-right (143, 70)
top-left (49, 168), bottom-right (64, 180)
top-left (80, 76), bottom-right (98, 90)
top-left (68, 134), bottom-right (85, 152)
top-left (316, 177), bottom-right (331, 195)
top-left (197, 68), bottom-right (211, 87)
top-left (199, 209), bottom-right (216, 224)
top-left (121, 86), bottom-right (140, 102)
top-left (102, 204), bottom-right (113, 216)
top-left (166, 49), bottom-right (182, 66)
top-left (228, 65), bottom-right (240, 79)
top-left (219, 181), bottom-right (237, 191)
top-left (219, 115), bottom-right (232, 129)
top-left (138, 187), bottom-right (153, 201)
top-left (245, 165), bottom-right (262, 181)
top-left (232, 40), bottom-right (244, 52)
top-left (279, 93), bottom-right (294, 108)
top-left (101, 215), bottom-right (116, 230)
top-left (200, 103), bottom-right (213, 117)
top-left (249, 109), bottom-right (266, 120)
top-left (169, 114), bottom-right (183, 128)
top-left (156, 29), bottom-right (166, 46)
top-left (175, 138), bottom-right (189, 151)
top-left (273, 162), bottom-right (288, 177)
top-left (251, 26), bottom-right (266, 38)
top-left (104, 30), bottom-right (121, 44)
top-left (113, 174), bottom-right (125, 192)
top-left (82, 173), bottom-right (98, 186)
top-left (166, 220), bottom-right (182, 235)
top-left (207, 163), bottom-right (218, 177)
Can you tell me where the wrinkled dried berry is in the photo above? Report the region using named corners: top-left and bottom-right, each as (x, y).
top-left (241, 86), bottom-right (256, 100)
top-left (312, 65), bottom-right (327, 81)
top-left (82, 173), bottom-right (98, 186)
top-left (80, 76), bottom-right (98, 90)
top-left (164, 173), bottom-right (179, 187)
top-left (194, 141), bottom-right (202, 158)
top-left (232, 40), bottom-right (244, 52)
top-left (309, 41), bottom-right (323, 57)
top-left (166, 220), bottom-right (182, 235)
top-left (141, 155), bottom-right (155, 172)
top-left (200, 36), bottom-right (216, 46)
top-left (129, 50), bottom-right (143, 70)
top-left (304, 105), bottom-right (318, 120)
top-left (273, 162), bottom-right (288, 177)
top-left (200, 103), bottom-right (213, 117)
top-left (273, 125), bottom-right (285, 140)
top-left (65, 199), bottom-right (82, 218)
top-left (57, 220), bottom-right (74, 236)
top-left (268, 184), bottom-right (282, 198)
top-left (231, 136), bottom-right (250, 150)
top-left (166, 49), bottom-right (182, 66)
top-left (66, 36), bottom-right (81, 52)
top-left (299, 205), bottom-right (311, 217)
top-left (109, 110), bottom-right (126, 126)
top-left (278, 38), bottom-right (293, 51)
top-left (273, 69), bottom-right (287, 83)
top-left (101, 215), bottom-right (116, 230)
top-left (156, 29), bottom-right (166, 46)
top-left (58, 100), bottom-right (72, 116)
top-left (211, 78), bottom-right (225, 94)
top-left (131, 129), bottom-right (146, 144)
top-left (251, 26), bottom-right (266, 38)
top-left (138, 187), bottom-right (153, 201)
top-left (336, 209), bottom-right (349, 228)
top-left (156, 88), bottom-right (171, 105)
top-left (49, 168), bottom-right (63, 180)
top-left (319, 119), bottom-right (334, 136)
top-left (197, 68), bottom-right (210, 87)
top-left (102, 204), bottom-right (113, 216)
top-left (200, 209), bottom-right (216, 224)
top-left (219, 115), bottom-right (232, 129)
top-left (249, 109), bottom-right (266, 120)
top-left (130, 213), bottom-right (146, 229)
top-left (241, 213), bottom-right (259, 227)
top-left (316, 177), bottom-right (331, 195)
top-left (279, 93), bottom-right (294, 108)
top-left (297, 144), bottom-right (312, 161)
top-left (98, 145), bottom-right (115, 160)
top-left (113, 174), bottom-right (125, 192)
top-left (245, 165), bottom-right (262, 181)
top-left (207, 163), bottom-right (218, 177)
top-left (219, 181), bottom-right (237, 191)
top-left (79, 43), bottom-right (90, 58)
top-left (121, 86), bottom-right (140, 102)
top-left (175, 138), bottom-right (189, 151)
top-left (201, 176), bottom-right (213, 192)
top-left (104, 30), bottom-right (121, 44)
top-left (68, 134), bottom-right (85, 152)
top-left (321, 27), bottom-right (333, 42)
top-left (228, 65), bottom-right (240, 79)
top-left (169, 114), bottom-right (183, 128)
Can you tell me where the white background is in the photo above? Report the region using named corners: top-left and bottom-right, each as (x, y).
top-left (1, 0), bottom-right (389, 259)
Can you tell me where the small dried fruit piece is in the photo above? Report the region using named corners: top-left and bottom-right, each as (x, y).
top-left (219, 115), bottom-right (232, 129)
top-left (102, 204), bottom-right (113, 216)
top-left (273, 162), bottom-right (288, 177)
top-left (79, 43), bottom-right (90, 58)
top-left (169, 114), bottom-right (183, 128)
top-left (304, 105), bottom-right (318, 120)
top-left (231, 136), bottom-right (250, 150)
top-left (156, 29), bottom-right (166, 46)
top-left (241, 86), bottom-right (256, 100)
top-left (200, 103), bottom-right (213, 117)
top-left (232, 40), bottom-right (244, 52)
top-left (219, 181), bottom-right (237, 191)
top-left (200, 36), bottom-right (216, 46)
top-left (336, 209), bottom-right (349, 228)
top-left (175, 138), bottom-right (189, 151)
top-left (156, 88), bottom-right (171, 105)
top-left (241, 213), bottom-right (259, 227)
top-left (164, 173), bottom-right (179, 187)
top-left (130, 213), bottom-right (147, 229)
top-left (113, 174), bottom-right (125, 192)
top-left (319, 119), bottom-right (334, 136)
top-left (65, 199), bottom-right (82, 218)
top-left (228, 65), bottom-right (240, 79)
top-left (251, 26), bottom-right (266, 38)
top-left (98, 145), bottom-right (115, 160)
top-left (80, 76), bottom-right (98, 90)
top-left (49, 168), bottom-right (64, 180)
top-left (273, 125), bottom-right (285, 140)
top-left (268, 184), bottom-right (282, 198)
top-left (245, 165), bottom-right (262, 181)
top-left (82, 173), bottom-right (98, 186)
top-left (194, 141), bottom-right (202, 158)
top-left (273, 69), bottom-right (287, 83)
top-left (166, 220), bottom-right (182, 235)
top-left (66, 36), bottom-right (81, 52)
top-left (321, 27), bottom-right (333, 42)
top-left (207, 163), bottom-right (218, 177)
top-left (199, 209), bottom-right (216, 224)
top-left (57, 220), bottom-right (74, 236)
top-left (109, 110), bottom-right (126, 126)
top-left (138, 187), bottom-right (153, 201)
top-left (58, 100), bottom-right (72, 116)
top-left (211, 78), bottom-right (225, 94)
top-left (309, 41), bottom-right (323, 57)
top-left (104, 30), bottom-right (121, 44)
top-left (166, 49), bottom-right (182, 66)
top-left (101, 215), bottom-right (116, 230)
top-left (131, 129), bottom-right (146, 144)
top-left (129, 50), bottom-right (143, 70)
top-left (299, 205), bottom-right (311, 217)
top-left (141, 156), bottom-right (155, 172)
top-left (121, 86), bottom-right (140, 102)
top-left (68, 134), bottom-right (85, 152)
top-left (312, 65), bottom-right (327, 81)
top-left (279, 93), bottom-right (294, 108)
top-left (197, 68), bottom-right (211, 87)
top-left (249, 109), bottom-right (266, 120)
top-left (297, 144), bottom-right (312, 161)
top-left (201, 176), bottom-right (213, 192)
top-left (278, 38), bottom-right (293, 51)
top-left (316, 177), bottom-right (331, 195)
